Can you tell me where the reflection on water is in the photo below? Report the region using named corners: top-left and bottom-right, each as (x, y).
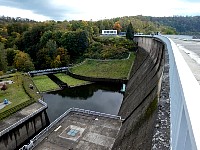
top-left (42, 83), bottom-right (123, 122)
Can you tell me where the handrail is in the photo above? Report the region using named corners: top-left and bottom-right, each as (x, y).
top-left (72, 107), bottom-right (122, 120)
top-left (28, 67), bottom-right (68, 74)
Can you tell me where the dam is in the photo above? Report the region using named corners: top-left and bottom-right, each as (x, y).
top-left (2, 35), bottom-right (200, 150)
top-left (20, 35), bottom-right (170, 150)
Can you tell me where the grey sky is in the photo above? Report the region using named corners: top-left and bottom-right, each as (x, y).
top-left (0, 0), bottom-right (200, 21)
top-left (0, 0), bottom-right (75, 20)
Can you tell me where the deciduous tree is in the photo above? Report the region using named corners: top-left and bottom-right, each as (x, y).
top-left (113, 21), bottom-right (122, 33)
top-left (13, 51), bottom-right (35, 72)
top-left (0, 42), bottom-right (7, 72)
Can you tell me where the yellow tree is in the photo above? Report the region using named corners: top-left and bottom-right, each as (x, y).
top-left (113, 21), bottom-right (122, 33)
top-left (14, 51), bottom-right (35, 72)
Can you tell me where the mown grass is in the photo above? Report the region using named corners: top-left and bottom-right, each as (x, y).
top-left (55, 73), bottom-right (90, 87)
top-left (70, 52), bottom-right (135, 79)
top-left (32, 75), bottom-right (59, 92)
top-left (0, 74), bottom-right (32, 113)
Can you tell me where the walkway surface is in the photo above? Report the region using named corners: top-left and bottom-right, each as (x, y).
top-left (33, 112), bottom-right (122, 150)
top-left (167, 35), bottom-right (200, 84)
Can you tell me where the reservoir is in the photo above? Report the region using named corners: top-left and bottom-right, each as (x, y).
top-left (42, 83), bottom-right (123, 122)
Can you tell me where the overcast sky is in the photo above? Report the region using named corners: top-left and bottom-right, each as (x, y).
top-left (0, 0), bottom-right (200, 21)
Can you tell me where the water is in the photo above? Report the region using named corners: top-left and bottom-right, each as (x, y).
top-left (42, 83), bottom-right (123, 122)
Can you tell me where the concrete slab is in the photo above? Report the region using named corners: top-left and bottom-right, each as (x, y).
top-left (33, 112), bottom-right (122, 150)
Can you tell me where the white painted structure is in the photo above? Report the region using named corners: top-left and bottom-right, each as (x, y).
top-left (102, 30), bottom-right (117, 35)
top-left (158, 35), bottom-right (200, 150)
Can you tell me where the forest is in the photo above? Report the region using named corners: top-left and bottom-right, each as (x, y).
top-left (0, 15), bottom-right (180, 74)
top-left (149, 16), bottom-right (200, 35)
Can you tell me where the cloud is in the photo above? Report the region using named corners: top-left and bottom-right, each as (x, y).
top-left (0, 0), bottom-right (200, 21)
top-left (0, 6), bottom-right (50, 21)
top-left (0, 0), bottom-right (74, 20)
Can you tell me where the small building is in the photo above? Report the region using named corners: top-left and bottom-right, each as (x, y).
top-left (119, 32), bottom-right (126, 36)
top-left (102, 30), bottom-right (117, 36)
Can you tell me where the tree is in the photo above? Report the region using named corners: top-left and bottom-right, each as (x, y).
top-left (36, 48), bottom-right (52, 69)
top-left (0, 42), bottom-right (7, 72)
top-left (22, 24), bottom-right (47, 61)
top-left (13, 51), bottom-right (35, 72)
top-left (61, 30), bottom-right (89, 58)
top-left (46, 39), bottom-right (57, 58)
top-left (56, 47), bottom-right (70, 66)
top-left (6, 48), bottom-right (17, 66)
top-left (40, 30), bottom-right (53, 46)
top-left (113, 21), bottom-right (122, 33)
top-left (51, 55), bottom-right (62, 68)
top-left (126, 22), bottom-right (134, 40)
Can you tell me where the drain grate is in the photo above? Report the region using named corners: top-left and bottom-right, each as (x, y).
top-left (67, 129), bottom-right (79, 137)
top-left (59, 125), bottom-right (85, 141)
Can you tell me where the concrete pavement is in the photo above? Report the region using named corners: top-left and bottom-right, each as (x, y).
top-left (34, 112), bottom-right (122, 150)
top-left (167, 36), bottom-right (200, 84)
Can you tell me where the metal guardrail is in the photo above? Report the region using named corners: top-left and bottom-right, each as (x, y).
top-left (0, 99), bottom-right (47, 137)
top-left (28, 67), bottom-right (68, 73)
top-left (19, 107), bottom-right (122, 150)
top-left (28, 67), bottom-right (68, 76)
top-left (72, 108), bottom-right (122, 120)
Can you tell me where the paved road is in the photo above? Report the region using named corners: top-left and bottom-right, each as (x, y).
top-left (167, 36), bottom-right (200, 84)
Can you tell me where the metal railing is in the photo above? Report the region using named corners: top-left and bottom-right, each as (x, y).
top-left (28, 67), bottom-right (68, 76)
top-left (72, 108), bottom-right (122, 120)
top-left (0, 99), bottom-right (47, 137)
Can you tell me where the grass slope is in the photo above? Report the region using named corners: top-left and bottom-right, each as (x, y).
top-left (32, 75), bottom-right (59, 92)
top-left (70, 52), bottom-right (135, 79)
top-left (55, 73), bottom-right (90, 87)
top-left (0, 74), bottom-right (35, 113)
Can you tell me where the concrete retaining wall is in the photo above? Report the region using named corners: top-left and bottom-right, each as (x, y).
top-left (112, 36), bottom-right (165, 150)
top-left (67, 70), bottom-right (128, 84)
top-left (0, 110), bottom-right (49, 150)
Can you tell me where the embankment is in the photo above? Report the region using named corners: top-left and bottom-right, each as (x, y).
top-left (112, 36), bottom-right (165, 150)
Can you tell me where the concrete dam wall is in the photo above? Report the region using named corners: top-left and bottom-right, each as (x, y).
top-left (112, 36), bottom-right (165, 150)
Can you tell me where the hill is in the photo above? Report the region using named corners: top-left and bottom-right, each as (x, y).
top-left (128, 15), bottom-right (200, 35)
